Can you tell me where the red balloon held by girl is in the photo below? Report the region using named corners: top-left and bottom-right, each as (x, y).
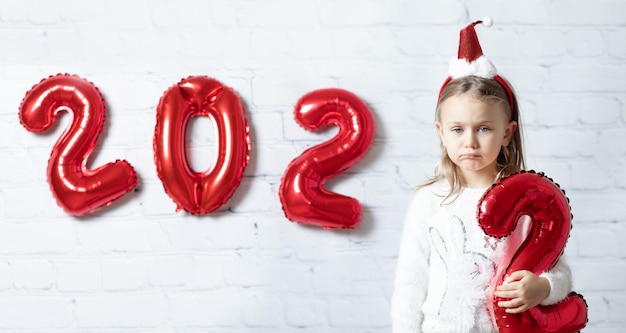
top-left (19, 74), bottom-right (138, 216)
top-left (279, 88), bottom-right (376, 229)
top-left (153, 76), bottom-right (250, 214)
top-left (477, 170), bottom-right (588, 333)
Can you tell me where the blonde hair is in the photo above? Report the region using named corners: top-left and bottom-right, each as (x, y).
top-left (422, 76), bottom-right (525, 203)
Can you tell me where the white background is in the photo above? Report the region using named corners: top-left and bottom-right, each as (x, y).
top-left (0, 0), bottom-right (624, 332)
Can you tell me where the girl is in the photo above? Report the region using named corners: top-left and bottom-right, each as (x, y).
top-left (391, 19), bottom-right (573, 333)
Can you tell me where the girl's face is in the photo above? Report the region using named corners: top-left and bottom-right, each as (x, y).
top-left (436, 94), bottom-right (517, 188)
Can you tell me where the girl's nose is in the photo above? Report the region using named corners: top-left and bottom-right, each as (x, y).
top-left (464, 133), bottom-right (478, 148)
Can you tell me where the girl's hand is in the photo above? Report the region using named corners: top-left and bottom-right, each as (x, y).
top-left (494, 270), bottom-right (550, 314)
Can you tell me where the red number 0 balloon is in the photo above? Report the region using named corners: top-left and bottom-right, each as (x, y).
top-left (477, 171), bottom-right (588, 333)
top-left (19, 74), bottom-right (138, 216)
top-left (279, 88), bottom-right (375, 229)
top-left (154, 76), bottom-right (250, 214)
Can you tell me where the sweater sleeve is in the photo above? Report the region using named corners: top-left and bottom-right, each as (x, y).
top-left (539, 255), bottom-right (573, 306)
top-left (391, 190), bottom-right (431, 333)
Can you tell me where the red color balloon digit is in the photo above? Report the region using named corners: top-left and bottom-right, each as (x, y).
top-left (477, 171), bottom-right (588, 333)
top-left (279, 88), bottom-right (375, 229)
top-left (154, 76), bottom-right (250, 214)
top-left (19, 74), bottom-right (138, 216)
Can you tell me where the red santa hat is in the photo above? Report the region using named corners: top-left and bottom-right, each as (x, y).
top-left (440, 17), bottom-right (516, 111)
top-left (449, 17), bottom-right (496, 79)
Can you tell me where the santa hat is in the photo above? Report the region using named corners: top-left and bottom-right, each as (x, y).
top-left (448, 17), bottom-right (496, 79)
top-left (440, 17), bottom-right (516, 112)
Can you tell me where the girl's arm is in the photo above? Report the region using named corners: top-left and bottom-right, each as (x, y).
top-left (391, 191), bottom-right (431, 333)
top-left (494, 256), bottom-right (572, 313)
top-left (538, 255), bottom-right (572, 305)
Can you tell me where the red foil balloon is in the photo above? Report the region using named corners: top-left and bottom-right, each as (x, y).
top-left (19, 74), bottom-right (137, 216)
top-left (154, 76), bottom-right (250, 214)
top-left (477, 171), bottom-right (588, 333)
top-left (279, 88), bottom-right (375, 229)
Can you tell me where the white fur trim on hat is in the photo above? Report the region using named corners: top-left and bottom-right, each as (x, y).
top-left (448, 55), bottom-right (497, 79)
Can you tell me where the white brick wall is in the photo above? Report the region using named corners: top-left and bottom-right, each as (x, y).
top-left (0, 0), bottom-right (624, 331)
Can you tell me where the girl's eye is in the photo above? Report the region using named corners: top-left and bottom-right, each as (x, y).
top-left (451, 128), bottom-right (462, 133)
top-left (478, 126), bottom-right (490, 133)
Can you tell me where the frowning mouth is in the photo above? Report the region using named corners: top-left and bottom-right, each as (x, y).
top-left (460, 153), bottom-right (481, 159)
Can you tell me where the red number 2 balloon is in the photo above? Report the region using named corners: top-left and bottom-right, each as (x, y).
top-left (477, 171), bottom-right (588, 333)
top-left (279, 88), bottom-right (375, 229)
top-left (153, 76), bottom-right (250, 214)
top-left (19, 74), bottom-right (138, 216)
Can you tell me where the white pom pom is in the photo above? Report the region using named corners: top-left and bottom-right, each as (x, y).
top-left (482, 17), bottom-right (493, 27)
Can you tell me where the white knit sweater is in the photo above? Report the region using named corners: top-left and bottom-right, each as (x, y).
top-left (391, 181), bottom-right (572, 333)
